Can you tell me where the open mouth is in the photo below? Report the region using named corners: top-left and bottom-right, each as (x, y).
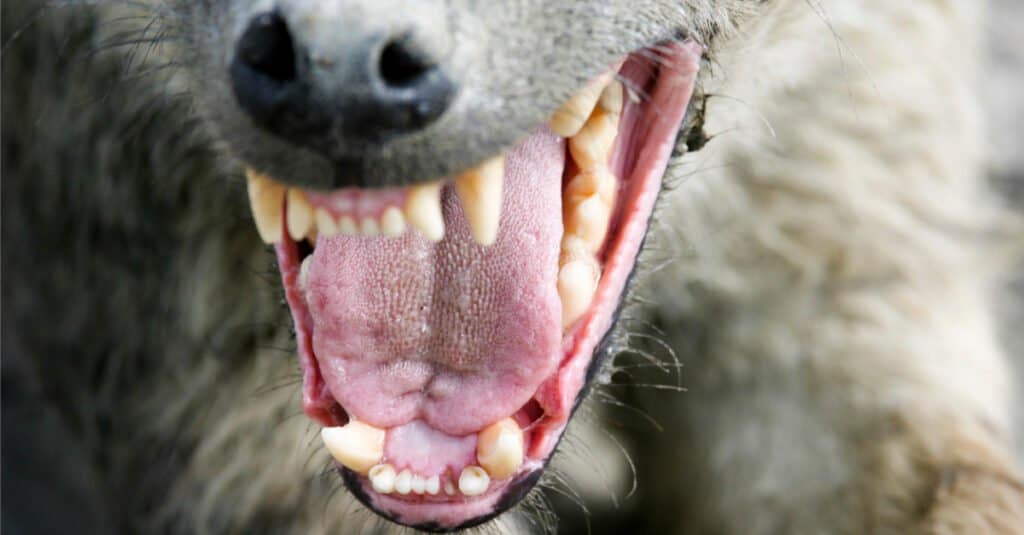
top-left (245, 40), bottom-right (701, 531)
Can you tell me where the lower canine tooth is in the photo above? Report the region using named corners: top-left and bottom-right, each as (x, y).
top-left (458, 466), bottom-right (491, 497)
top-left (369, 464), bottom-right (396, 494)
top-left (246, 169), bottom-right (286, 244)
top-left (405, 181), bottom-right (445, 241)
top-left (476, 418), bottom-right (524, 480)
top-left (286, 189), bottom-right (313, 241)
top-left (394, 469), bottom-right (413, 495)
top-left (558, 257), bottom-right (600, 328)
top-left (320, 421), bottom-right (386, 475)
top-left (380, 206), bottom-right (406, 236)
top-left (455, 155), bottom-right (505, 246)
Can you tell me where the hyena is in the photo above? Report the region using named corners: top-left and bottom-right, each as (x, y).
top-left (3, 0), bottom-right (1024, 533)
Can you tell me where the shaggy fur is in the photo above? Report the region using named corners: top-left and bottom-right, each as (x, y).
top-left (2, 0), bottom-right (1023, 534)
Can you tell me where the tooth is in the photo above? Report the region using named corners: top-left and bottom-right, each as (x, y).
top-left (443, 478), bottom-right (456, 496)
top-left (549, 71), bottom-right (615, 138)
top-left (299, 255), bottom-right (312, 290)
top-left (338, 215), bottom-right (358, 235)
top-left (455, 155), bottom-right (505, 246)
top-left (394, 469), bottom-right (413, 495)
top-left (405, 181), bottom-right (445, 241)
top-left (369, 464), bottom-right (396, 494)
top-left (458, 466), bottom-right (491, 497)
top-left (425, 475), bottom-right (440, 495)
top-left (360, 217), bottom-right (379, 236)
top-left (564, 169), bottom-right (617, 208)
top-left (558, 257), bottom-right (600, 328)
top-left (320, 421), bottom-right (386, 475)
top-left (246, 169), bottom-right (286, 244)
top-left (476, 418), bottom-right (524, 480)
top-left (380, 206), bottom-right (406, 236)
top-left (598, 80), bottom-right (624, 116)
top-left (565, 194), bottom-right (613, 253)
top-left (286, 189), bottom-right (314, 241)
top-left (568, 108), bottom-right (620, 171)
top-left (411, 475), bottom-right (426, 495)
top-left (315, 208), bottom-right (340, 237)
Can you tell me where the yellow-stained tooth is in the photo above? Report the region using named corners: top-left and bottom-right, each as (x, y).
top-left (315, 208), bottom-right (340, 237)
top-left (320, 421), bottom-right (386, 475)
top-left (286, 189), bottom-right (314, 241)
top-left (455, 155), bottom-right (505, 246)
top-left (558, 257), bottom-right (600, 328)
top-left (549, 71), bottom-right (616, 137)
top-left (380, 206), bottom-right (406, 236)
top-left (569, 108), bottom-right (620, 171)
top-left (476, 418), bottom-right (524, 480)
top-left (598, 80), bottom-right (624, 117)
top-left (405, 181), bottom-right (445, 241)
top-left (246, 169), bottom-right (286, 244)
top-left (565, 195), bottom-right (612, 253)
top-left (564, 169), bottom-right (617, 215)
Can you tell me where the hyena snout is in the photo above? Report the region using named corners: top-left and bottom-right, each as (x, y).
top-left (229, 1), bottom-right (455, 151)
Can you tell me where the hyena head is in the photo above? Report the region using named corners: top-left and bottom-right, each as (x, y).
top-left (158, 0), bottom-right (757, 530)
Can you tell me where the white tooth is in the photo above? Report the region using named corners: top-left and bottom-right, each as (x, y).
top-left (394, 469), bottom-right (413, 495)
top-left (458, 466), bottom-right (491, 497)
top-left (476, 418), bottom-right (524, 480)
top-left (410, 475), bottom-right (426, 495)
top-left (443, 478), bottom-right (456, 496)
top-left (286, 189), bottom-right (314, 241)
top-left (558, 257), bottom-right (600, 328)
top-left (549, 71), bottom-right (616, 138)
top-left (360, 217), bottom-right (380, 236)
top-left (380, 206), bottom-right (406, 236)
top-left (299, 255), bottom-right (312, 290)
top-left (315, 208), bottom-right (340, 238)
top-left (320, 421), bottom-right (386, 475)
top-left (425, 475), bottom-right (440, 495)
top-left (338, 215), bottom-right (358, 235)
top-left (455, 155), bottom-right (505, 246)
top-left (369, 464), bottom-right (396, 494)
top-left (568, 108), bottom-right (620, 171)
top-left (246, 169), bottom-right (286, 244)
top-left (404, 181), bottom-right (445, 241)
top-left (565, 194), bottom-right (612, 253)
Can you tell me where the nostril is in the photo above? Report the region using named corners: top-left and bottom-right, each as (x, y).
top-left (237, 12), bottom-right (296, 83)
top-left (378, 37), bottom-right (434, 88)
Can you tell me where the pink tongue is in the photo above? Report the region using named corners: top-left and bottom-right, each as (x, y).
top-left (305, 129), bottom-right (565, 436)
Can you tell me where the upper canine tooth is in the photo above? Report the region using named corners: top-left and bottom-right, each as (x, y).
top-left (369, 464), bottom-right (397, 494)
top-left (476, 418), bottom-right (524, 480)
top-left (405, 181), bottom-right (445, 242)
top-left (320, 421), bottom-right (386, 475)
top-left (286, 189), bottom-right (314, 241)
top-left (246, 169), bottom-right (286, 244)
top-left (458, 466), bottom-right (491, 497)
top-left (549, 71), bottom-right (615, 137)
top-left (455, 155), bottom-right (505, 246)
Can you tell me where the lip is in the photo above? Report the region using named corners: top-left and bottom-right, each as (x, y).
top-left (263, 40), bottom-right (702, 530)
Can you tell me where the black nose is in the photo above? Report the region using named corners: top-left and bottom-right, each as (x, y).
top-left (229, 11), bottom-right (455, 147)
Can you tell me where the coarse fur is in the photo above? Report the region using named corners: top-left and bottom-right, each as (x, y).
top-left (2, 1), bottom-right (1023, 534)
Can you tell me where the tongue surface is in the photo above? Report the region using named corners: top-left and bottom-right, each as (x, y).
top-left (306, 129), bottom-right (565, 436)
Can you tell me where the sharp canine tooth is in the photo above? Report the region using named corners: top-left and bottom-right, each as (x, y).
top-left (411, 475), bottom-right (426, 494)
top-left (405, 181), bottom-right (445, 241)
top-left (299, 255), bottom-right (312, 290)
top-left (246, 169), bottom-right (286, 244)
top-left (286, 189), bottom-right (314, 241)
top-left (394, 469), bottom-right (413, 495)
top-left (476, 418), bottom-right (524, 480)
top-left (315, 208), bottom-right (340, 237)
top-left (369, 464), bottom-right (396, 494)
top-left (458, 466), bottom-right (491, 497)
top-left (425, 475), bottom-right (440, 495)
top-left (455, 155), bottom-right (505, 246)
top-left (558, 257), bottom-right (600, 328)
top-left (549, 71), bottom-right (615, 137)
top-left (320, 421), bottom-right (386, 475)
top-left (338, 215), bottom-right (358, 235)
top-left (360, 217), bottom-right (379, 236)
top-left (380, 206), bottom-right (405, 236)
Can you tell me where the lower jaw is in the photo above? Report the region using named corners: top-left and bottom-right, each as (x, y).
top-left (268, 41), bottom-right (702, 530)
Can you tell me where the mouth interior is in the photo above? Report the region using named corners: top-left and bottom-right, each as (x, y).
top-left (261, 42), bottom-right (701, 530)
